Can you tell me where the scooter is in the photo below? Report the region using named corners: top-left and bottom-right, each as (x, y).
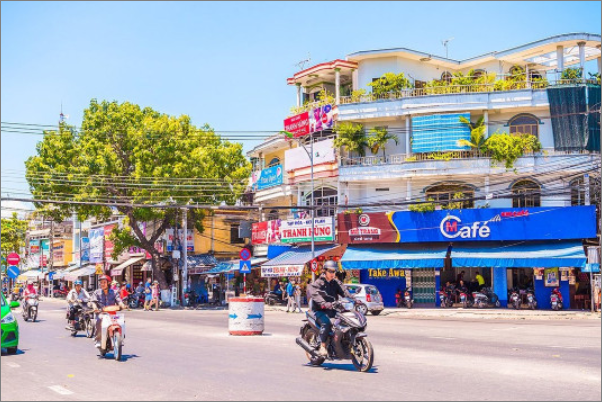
top-left (52, 287), bottom-right (69, 298)
top-left (126, 292), bottom-right (145, 309)
top-left (509, 287), bottom-right (522, 310)
top-left (396, 288), bottom-right (414, 309)
top-left (92, 302), bottom-right (126, 361)
top-left (184, 290), bottom-right (199, 308)
top-left (526, 288), bottom-right (537, 310)
top-left (472, 287), bottom-right (501, 308)
top-left (22, 294), bottom-right (40, 322)
top-left (296, 294), bottom-right (374, 373)
top-left (550, 288), bottom-right (563, 311)
top-left (439, 289), bottom-right (454, 308)
top-left (264, 291), bottom-right (287, 306)
top-left (68, 300), bottom-right (96, 338)
top-left (457, 288), bottom-right (472, 308)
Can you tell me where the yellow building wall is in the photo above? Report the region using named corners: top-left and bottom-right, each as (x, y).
top-left (193, 212), bottom-right (248, 258)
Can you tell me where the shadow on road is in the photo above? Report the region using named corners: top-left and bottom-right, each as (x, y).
top-left (305, 362), bottom-right (379, 374)
top-left (1, 348), bottom-right (27, 356)
top-left (97, 353), bottom-right (140, 362)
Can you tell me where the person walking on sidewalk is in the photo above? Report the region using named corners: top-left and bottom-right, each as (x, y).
top-left (286, 279), bottom-right (296, 313)
top-left (294, 281), bottom-right (303, 313)
top-left (143, 278), bottom-right (152, 311)
top-left (149, 280), bottom-right (161, 311)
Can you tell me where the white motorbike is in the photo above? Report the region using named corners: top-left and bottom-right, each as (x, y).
top-left (22, 294), bottom-right (40, 322)
top-left (92, 304), bottom-right (126, 361)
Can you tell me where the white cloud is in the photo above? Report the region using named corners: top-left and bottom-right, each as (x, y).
top-left (1, 200), bottom-right (32, 219)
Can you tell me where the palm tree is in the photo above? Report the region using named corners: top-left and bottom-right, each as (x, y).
top-left (457, 115), bottom-right (488, 154)
top-left (367, 127), bottom-right (399, 159)
top-left (334, 122), bottom-right (368, 159)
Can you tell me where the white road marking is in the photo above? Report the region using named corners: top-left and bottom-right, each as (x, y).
top-left (5, 362), bottom-right (20, 368)
top-left (548, 345), bottom-right (580, 349)
top-left (48, 385), bottom-right (73, 395)
top-left (429, 336), bottom-right (455, 340)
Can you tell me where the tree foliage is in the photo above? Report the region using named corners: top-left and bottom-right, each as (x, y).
top-left (368, 72), bottom-right (413, 96)
top-left (457, 115), bottom-right (488, 153)
top-left (1, 213), bottom-right (28, 260)
top-left (334, 122), bottom-right (368, 158)
top-left (25, 99), bottom-right (251, 287)
top-left (485, 131), bottom-right (542, 169)
top-left (367, 127), bottom-right (398, 158)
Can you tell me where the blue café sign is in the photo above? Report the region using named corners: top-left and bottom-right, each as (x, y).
top-left (256, 165), bottom-right (283, 190)
top-left (391, 206), bottom-right (596, 243)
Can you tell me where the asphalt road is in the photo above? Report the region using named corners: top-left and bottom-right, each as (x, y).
top-left (1, 300), bottom-right (600, 401)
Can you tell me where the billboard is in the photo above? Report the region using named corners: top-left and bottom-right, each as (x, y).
top-left (261, 265), bottom-right (305, 277)
top-left (309, 104), bottom-right (334, 133)
top-left (284, 111), bottom-right (310, 138)
top-left (89, 228), bottom-right (104, 263)
top-left (280, 217), bottom-right (335, 243)
top-left (165, 229), bottom-right (194, 252)
top-left (255, 165), bottom-right (283, 190)
top-left (251, 220), bottom-right (281, 245)
top-left (284, 138), bottom-right (336, 172)
top-left (104, 224), bottom-right (116, 261)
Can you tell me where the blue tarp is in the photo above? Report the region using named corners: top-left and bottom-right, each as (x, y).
top-left (262, 245), bottom-right (339, 267)
top-left (341, 244), bottom-right (448, 270)
top-left (451, 241), bottom-right (586, 268)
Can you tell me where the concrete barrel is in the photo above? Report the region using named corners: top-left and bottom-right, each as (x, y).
top-left (228, 297), bottom-right (264, 336)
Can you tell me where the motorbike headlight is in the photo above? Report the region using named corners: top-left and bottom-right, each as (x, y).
top-left (1, 312), bottom-right (15, 324)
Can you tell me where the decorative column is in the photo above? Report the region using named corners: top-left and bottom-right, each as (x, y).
top-left (405, 179), bottom-right (412, 202)
top-left (296, 84), bottom-right (301, 108)
top-left (483, 110), bottom-right (489, 139)
top-left (351, 69), bottom-right (359, 91)
top-left (335, 68), bottom-right (341, 105)
top-left (578, 41), bottom-right (586, 75)
top-left (525, 64), bottom-right (531, 88)
top-left (556, 45), bottom-right (564, 76)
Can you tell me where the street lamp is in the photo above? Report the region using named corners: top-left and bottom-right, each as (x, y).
top-left (281, 130), bottom-right (316, 282)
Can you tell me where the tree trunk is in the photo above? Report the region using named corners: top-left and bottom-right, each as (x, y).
top-left (151, 251), bottom-right (168, 290)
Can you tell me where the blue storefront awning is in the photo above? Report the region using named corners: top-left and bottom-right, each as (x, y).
top-left (262, 245), bottom-right (339, 267)
top-left (341, 244), bottom-right (448, 270)
top-left (451, 241), bottom-right (587, 268)
top-left (210, 258), bottom-right (269, 274)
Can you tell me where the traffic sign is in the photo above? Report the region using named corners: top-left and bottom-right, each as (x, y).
top-left (48, 272), bottom-right (54, 281)
top-left (239, 248), bottom-right (251, 261)
top-left (311, 260), bottom-right (318, 273)
top-left (239, 260), bottom-right (252, 274)
top-left (7, 265), bottom-right (20, 280)
top-left (95, 263), bottom-right (104, 275)
top-left (7, 253), bottom-right (20, 266)
top-left (1, 264), bottom-right (6, 274)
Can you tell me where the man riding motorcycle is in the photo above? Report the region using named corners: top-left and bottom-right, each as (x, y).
top-left (307, 260), bottom-right (354, 357)
top-left (90, 275), bottom-right (126, 348)
top-left (66, 280), bottom-right (91, 329)
top-left (23, 281), bottom-right (38, 297)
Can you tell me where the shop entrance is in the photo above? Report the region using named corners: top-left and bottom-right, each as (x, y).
top-left (412, 268), bottom-right (435, 304)
top-left (442, 267), bottom-right (492, 293)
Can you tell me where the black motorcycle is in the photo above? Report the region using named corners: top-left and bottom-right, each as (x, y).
top-left (296, 295), bottom-right (374, 372)
top-left (68, 300), bottom-right (95, 338)
top-left (508, 287), bottom-right (522, 310)
top-left (185, 290), bottom-right (199, 308)
top-left (264, 291), bottom-right (287, 306)
top-left (126, 292), bottom-right (145, 309)
top-left (396, 288), bottom-right (414, 309)
top-left (526, 288), bottom-right (537, 310)
top-left (472, 287), bottom-right (501, 308)
top-left (438, 288), bottom-right (454, 308)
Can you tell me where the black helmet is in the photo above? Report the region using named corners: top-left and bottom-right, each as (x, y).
top-left (323, 260), bottom-right (338, 272)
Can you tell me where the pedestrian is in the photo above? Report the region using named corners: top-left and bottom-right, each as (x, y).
top-left (286, 279), bottom-right (296, 313)
top-left (143, 278), bottom-right (152, 311)
top-left (120, 282), bottom-right (131, 310)
top-left (456, 270), bottom-right (465, 284)
top-left (150, 280), bottom-right (160, 311)
top-left (294, 281), bottom-right (303, 313)
top-left (475, 271), bottom-right (485, 290)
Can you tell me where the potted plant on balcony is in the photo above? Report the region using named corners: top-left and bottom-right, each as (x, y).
top-left (334, 122), bottom-right (368, 163)
top-left (457, 115), bottom-right (488, 155)
top-left (367, 127), bottom-right (399, 161)
top-left (368, 72), bottom-right (413, 99)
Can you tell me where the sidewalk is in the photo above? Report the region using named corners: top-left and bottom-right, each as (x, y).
top-left (264, 304), bottom-right (601, 320)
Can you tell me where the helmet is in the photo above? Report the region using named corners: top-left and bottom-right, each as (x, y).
top-left (126, 284), bottom-right (131, 289)
top-left (74, 280), bottom-right (83, 286)
top-left (122, 282), bottom-right (127, 285)
top-left (323, 260), bottom-right (338, 271)
top-left (153, 280), bottom-right (159, 284)
top-left (98, 275), bottom-right (111, 283)
top-left (27, 280), bottom-right (34, 285)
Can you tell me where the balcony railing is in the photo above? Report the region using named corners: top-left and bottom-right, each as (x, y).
top-left (340, 149), bottom-right (596, 167)
top-left (339, 79), bottom-right (599, 105)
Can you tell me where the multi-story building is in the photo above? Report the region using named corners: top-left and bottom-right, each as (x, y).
top-left (253, 32), bottom-right (601, 309)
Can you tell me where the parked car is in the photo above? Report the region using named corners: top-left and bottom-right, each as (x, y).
top-left (343, 284), bottom-right (384, 316)
top-left (1, 293), bottom-right (20, 354)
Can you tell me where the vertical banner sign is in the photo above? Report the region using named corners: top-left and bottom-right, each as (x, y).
top-left (80, 237), bottom-right (90, 264)
top-left (104, 224), bottom-right (116, 261)
top-left (41, 239), bottom-right (50, 267)
top-left (89, 228), bottom-right (105, 263)
top-left (28, 239), bottom-right (41, 268)
top-left (309, 104), bottom-right (334, 133)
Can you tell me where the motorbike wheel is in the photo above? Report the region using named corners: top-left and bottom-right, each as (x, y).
top-left (113, 332), bottom-right (123, 361)
top-left (31, 309), bottom-right (38, 322)
top-left (495, 301), bottom-right (501, 308)
top-left (268, 298), bottom-right (275, 306)
top-left (462, 301), bottom-right (468, 309)
top-left (129, 300), bottom-right (138, 309)
top-left (22, 310), bottom-right (28, 322)
top-left (371, 310), bottom-right (382, 316)
top-left (6, 346), bottom-right (18, 355)
top-left (552, 304), bottom-right (558, 311)
top-left (85, 318), bottom-right (95, 338)
top-left (302, 327), bottom-right (325, 366)
top-left (351, 337), bottom-right (374, 373)
top-left (407, 301), bottom-right (413, 309)
top-left (355, 303), bottom-right (368, 316)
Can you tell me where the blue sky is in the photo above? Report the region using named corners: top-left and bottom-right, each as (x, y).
top-left (1, 1), bottom-right (601, 206)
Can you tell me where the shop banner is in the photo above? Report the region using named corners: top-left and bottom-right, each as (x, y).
top-left (284, 111), bottom-right (310, 138)
top-left (52, 240), bottom-right (65, 266)
top-left (284, 138), bottom-right (336, 172)
top-left (165, 229), bottom-right (194, 252)
top-left (338, 206), bottom-right (596, 244)
top-left (41, 239), bottom-right (50, 267)
top-left (255, 165), bottom-right (283, 190)
top-left (29, 239), bottom-right (40, 254)
top-left (251, 220), bottom-right (281, 245)
top-left (280, 217), bottom-right (334, 243)
top-left (89, 228), bottom-right (105, 263)
top-left (80, 237), bottom-right (90, 264)
top-left (309, 104), bottom-right (334, 133)
top-left (27, 239), bottom-right (41, 268)
top-left (104, 224), bottom-right (116, 261)
top-left (261, 265), bottom-right (305, 277)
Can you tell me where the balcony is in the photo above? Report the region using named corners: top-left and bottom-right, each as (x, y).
top-left (339, 149), bottom-right (598, 181)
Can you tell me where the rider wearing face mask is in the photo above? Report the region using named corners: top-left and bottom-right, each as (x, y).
top-left (66, 280), bottom-right (90, 329)
top-left (90, 275), bottom-right (126, 348)
top-left (308, 260), bottom-right (353, 357)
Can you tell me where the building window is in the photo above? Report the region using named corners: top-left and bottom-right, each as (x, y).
top-left (267, 210), bottom-right (279, 221)
top-left (512, 180), bottom-right (541, 208)
top-left (306, 187), bottom-right (338, 217)
top-left (473, 69), bottom-right (486, 79)
top-left (425, 184), bottom-right (474, 209)
top-left (509, 114), bottom-right (539, 138)
top-left (230, 225), bottom-right (245, 244)
top-left (571, 176), bottom-right (601, 206)
top-left (441, 71), bottom-right (452, 83)
top-left (267, 157), bottom-right (280, 168)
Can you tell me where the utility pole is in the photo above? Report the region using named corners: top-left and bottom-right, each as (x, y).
top-left (310, 129), bottom-right (316, 282)
top-left (49, 219), bottom-right (54, 298)
top-left (181, 207), bottom-right (188, 307)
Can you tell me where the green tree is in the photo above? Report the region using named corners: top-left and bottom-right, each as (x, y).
top-left (334, 122), bottom-right (368, 158)
top-left (368, 72), bottom-right (413, 96)
top-left (25, 99), bottom-right (251, 288)
top-left (367, 127), bottom-right (398, 159)
top-left (1, 213), bottom-right (28, 261)
top-left (457, 115), bottom-right (488, 153)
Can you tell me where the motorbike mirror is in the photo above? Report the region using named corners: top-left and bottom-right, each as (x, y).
top-left (9, 301), bottom-right (20, 309)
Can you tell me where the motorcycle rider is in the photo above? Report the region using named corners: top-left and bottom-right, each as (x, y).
top-left (90, 275), bottom-right (126, 348)
top-left (66, 280), bottom-right (90, 329)
top-left (308, 260), bottom-right (354, 357)
top-left (23, 280), bottom-right (38, 297)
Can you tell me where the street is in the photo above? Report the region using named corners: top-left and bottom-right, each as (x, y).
top-left (1, 300), bottom-right (600, 401)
